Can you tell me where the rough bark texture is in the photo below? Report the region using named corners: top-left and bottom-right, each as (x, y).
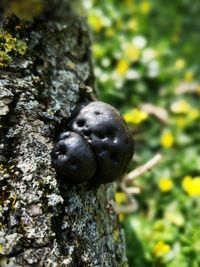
top-left (0, 1), bottom-right (128, 266)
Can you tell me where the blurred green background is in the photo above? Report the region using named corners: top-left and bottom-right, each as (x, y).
top-left (84, 0), bottom-right (200, 266)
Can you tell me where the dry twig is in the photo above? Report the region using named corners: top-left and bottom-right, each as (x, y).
top-left (125, 153), bottom-right (162, 184)
top-left (175, 82), bottom-right (199, 94)
top-left (140, 103), bottom-right (169, 123)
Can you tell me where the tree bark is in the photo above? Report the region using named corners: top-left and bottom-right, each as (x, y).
top-left (0, 1), bottom-right (128, 266)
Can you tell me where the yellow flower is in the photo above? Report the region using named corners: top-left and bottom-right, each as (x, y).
top-left (127, 19), bottom-right (138, 32)
top-left (116, 18), bottom-right (123, 29)
top-left (175, 58), bottom-right (186, 70)
top-left (159, 178), bottom-right (173, 192)
top-left (182, 176), bottom-right (200, 197)
top-left (88, 14), bottom-right (104, 32)
top-left (165, 212), bottom-right (184, 227)
top-left (171, 99), bottom-right (191, 114)
top-left (92, 44), bottom-right (104, 58)
top-left (153, 241), bottom-right (170, 257)
top-left (188, 108), bottom-right (199, 120)
top-left (160, 131), bottom-right (174, 148)
top-left (125, 45), bottom-right (140, 62)
top-left (105, 28), bottom-right (115, 37)
top-left (175, 117), bottom-right (187, 129)
top-left (184, 71), bottom-right (194, 82)
top-left (116, 59), bottom-right (129, 76)
top-left (139, 0), bottom-right (151, 15)
top-left (124, 108), bottom-right (148, 124)
top-left (125, 0), bottom-right (135, 7)
top-left (115, 192), bottom-right (127, 205)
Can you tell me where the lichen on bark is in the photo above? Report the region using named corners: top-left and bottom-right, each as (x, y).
top-left (0, 1), bottom-right (129, 266)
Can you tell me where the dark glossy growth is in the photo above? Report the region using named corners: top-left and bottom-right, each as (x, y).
top-left (70, 101), bottom-right (134, 183)
top-left (51, 131), bottom-right (96, 184)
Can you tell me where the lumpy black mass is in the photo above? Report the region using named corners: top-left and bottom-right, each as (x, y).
top-left (51, 131), bottom-right (96, 184)
top-left (69, 101), bottom-right (134, 184)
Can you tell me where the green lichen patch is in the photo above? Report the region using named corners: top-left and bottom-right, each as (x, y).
top-left (0, 29), bottom-right (27, 67)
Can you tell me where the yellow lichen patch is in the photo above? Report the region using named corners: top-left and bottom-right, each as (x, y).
top-left (0, 29), bottom-right (27, 67)
top-left (12, 193), bottom-right (17, 206)
top-left (7, 0), bottom-right (43, 21)
top-left (0, 243), bottom-right (3, 253)
top-left (113, 229), bottom-right (119, 241)
top-left (0, 51), bottom-right (11, 67)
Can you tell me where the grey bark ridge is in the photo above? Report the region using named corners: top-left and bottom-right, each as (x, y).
top-left (0, 1), bottom-right (129, 266)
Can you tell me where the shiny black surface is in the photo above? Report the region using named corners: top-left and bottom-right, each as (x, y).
top-left (70, 101), bottom-right (134, 183)
top-left (51, 131), bottom-right (96, 184)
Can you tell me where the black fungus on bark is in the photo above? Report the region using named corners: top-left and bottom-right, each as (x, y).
top-left (51, 131), bottom-right (96, 184)
top-left (69, 101), bottom-right (134, 184)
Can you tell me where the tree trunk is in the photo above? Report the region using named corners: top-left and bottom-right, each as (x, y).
top-left (0, 1), bottom-right (128, 266)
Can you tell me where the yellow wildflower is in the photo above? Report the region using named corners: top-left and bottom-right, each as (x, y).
top-left (127, 19), bottom-right (138, 32)
top-left (153, 241), bottom-right (170, 257)
top-left (160, 131), bottom-right (174, 148)
top-left (116, 59), bottom-right (129, 76)
top-left (188, 109), bottom-right (199, 120)
top-left (171, 99), bottom-right (190, 114)
top-left (92, 44), bottom-right (104, 58)
top-left (105, 28), bottom-right (115, 37)
top-left (88, 14), bottom-right (104, 32)
top-left (159, 178), bottom-right (173, 192)
top-left (165, 212), bottom-right (184, 227)
top-left (125, 0), bottom-right (135, 8)
top-left (175, 117), bottom-right (187, 129)
top-left (139, 0), bottom-right (151, 15)
top-left (116, 18), bottom-right (122, 29)
top-left (124, 108), bottom-right (148, 124)
top-left (125, 45), bottom-right (140, 62)
top-left (115, 192), bottom-right (127, 205)
top-left (184, 71), bottom-right (194, 82)
top-left (182, 176), bottom-right (200, 197)
top-left (175, 58), bottom-right (186, 70)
